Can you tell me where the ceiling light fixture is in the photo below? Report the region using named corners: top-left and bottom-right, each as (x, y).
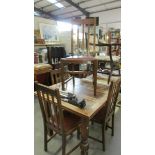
top-left (47, 0), bottom-right (57, 3)
top-left (55, 3), bottom-right (64, 8)
top-left (47, 0), bottom-right (64, 8)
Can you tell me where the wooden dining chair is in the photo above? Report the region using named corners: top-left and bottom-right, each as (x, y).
top-left (35, 82), bottom-right (82, 155)
top-left (50, 69), bottom-right (72, 85)
top-left (89, 79), bottom-right (121, 151)
top-left (50, 69), bottom-right (61, 85)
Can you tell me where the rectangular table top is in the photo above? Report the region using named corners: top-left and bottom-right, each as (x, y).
top-left (50, 77), bottom-right (110, 119)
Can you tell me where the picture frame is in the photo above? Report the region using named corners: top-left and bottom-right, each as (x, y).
top-left (39, 23), bottom-right (59, 41)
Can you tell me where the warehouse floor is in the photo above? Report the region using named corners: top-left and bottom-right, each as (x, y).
top-left (34, 96), bottom-right (121, 155)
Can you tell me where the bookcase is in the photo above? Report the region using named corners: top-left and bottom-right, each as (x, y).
top-left (107, 29), bottom-right (121, 56)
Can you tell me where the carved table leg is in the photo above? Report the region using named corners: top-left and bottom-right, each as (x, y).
top-left (93, 59), bottom-right (98, 96)
top-left (80, 118), bottom-right (89, 155)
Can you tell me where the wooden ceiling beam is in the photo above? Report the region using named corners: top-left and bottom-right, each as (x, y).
top-left (34, 7), bottom-right (63, 21)
top-left (63, 0), bottom-right (89, 16)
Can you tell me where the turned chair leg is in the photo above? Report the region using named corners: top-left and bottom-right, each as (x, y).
top-left (44, 126), bottom-right (48, 152)
top-left (62, 135), bottom-right (66, 155)
top-left (112, 114), bottom-right (115, 136)
top-left (102, 125), bottom-right (106, 151)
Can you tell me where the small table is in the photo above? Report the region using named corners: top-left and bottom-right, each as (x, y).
top-left (60, 56), bottom-right (98, 96)
top-left (50, 76), bottom-right (120, 155)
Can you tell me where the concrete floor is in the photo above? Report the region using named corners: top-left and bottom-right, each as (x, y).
top-left (34, 96), bottom-right (121, 155)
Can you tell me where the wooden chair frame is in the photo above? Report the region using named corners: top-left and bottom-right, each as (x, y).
top-left (89, 79), bottom-right (121, 151)
top-left (50, 68), bottom-right (62, 85)
top-left (35, 82), bottom-right (81, 155)
top-left (71, 18), bottom-right (96, 55)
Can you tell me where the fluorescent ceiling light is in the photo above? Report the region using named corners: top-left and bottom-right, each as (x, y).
top-left (47, 0), bottom-right (57, 3)
top-left (47, 0), bottom-right (64, 8)
top-left (55, 3), bottom-right (64, 8)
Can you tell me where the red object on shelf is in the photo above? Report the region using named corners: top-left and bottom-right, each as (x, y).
top-left (34, 52), bottom-right (39, 64)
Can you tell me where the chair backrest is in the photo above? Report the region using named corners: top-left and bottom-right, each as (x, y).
top-left (50, 69), bottom-right (71, 86)
top-left (35, 82), bottom-right (65, 133)
top-left (50, 69), bottom-right (62, 85)
top-left (105, 79), bottom-right (121, 121)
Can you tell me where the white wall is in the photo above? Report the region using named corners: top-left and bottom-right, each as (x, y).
top-left (91, 8), bottom-right (121, 30)
top-left (59, 31), bottom-right (71, 53)
top-left (34, 16), bottom-right (57, 30)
